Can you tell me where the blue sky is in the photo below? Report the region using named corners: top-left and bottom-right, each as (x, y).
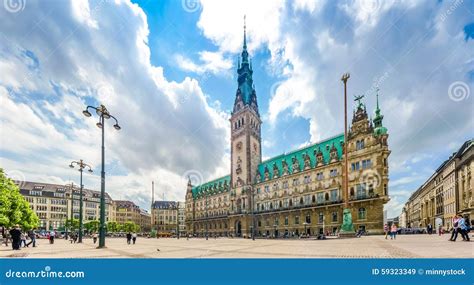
top-left (0, 0), bottom-right (473, 218)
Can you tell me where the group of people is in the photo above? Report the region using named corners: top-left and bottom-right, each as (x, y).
top-left (383, 223), bottom-right (398, 240)
top-left (1, 225), bottom-right (37, 250)
top-left (449, 214), bottom-right (470, 242)
top-left (126, 232), bottom-right (138, 244)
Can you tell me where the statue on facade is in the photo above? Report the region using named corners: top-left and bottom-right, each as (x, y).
top-left (292, 157), bottom-right (300, 173)
top-left (303, 153), bottom-right (311, 170)
top-left (282, 159), bottom-right (289, 175)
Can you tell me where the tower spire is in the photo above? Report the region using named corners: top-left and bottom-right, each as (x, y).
top-left (243, 15), bottom-right (247, 50)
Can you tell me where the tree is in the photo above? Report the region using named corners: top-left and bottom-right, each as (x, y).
top-left (122, 221), bottom-right (140, 233)
top-left (107, 221), bottom-right (119, 233)
top-left (65, 219), bottom-right (80, 231)
top-left (84, 220), bottom-right (99, 233)
top-left (0, 169), bottom-right (39, 230)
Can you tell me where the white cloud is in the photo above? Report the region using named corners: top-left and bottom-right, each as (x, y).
top-left (0, 0), bottom-right (230, 209)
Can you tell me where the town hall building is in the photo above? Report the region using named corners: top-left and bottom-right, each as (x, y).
top-left (185, 26), bottom-right (391, 238)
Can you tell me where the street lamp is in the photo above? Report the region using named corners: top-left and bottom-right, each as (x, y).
top-left (69, 160), bottom-right (93, 243)
top-left (205, 192), bottom-right (209, 240)
top-left (339, 72), bottom-right (355, 237)
top-left (83, 104), bottom-right (121, 248)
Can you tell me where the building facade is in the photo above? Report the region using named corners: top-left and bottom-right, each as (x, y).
top-left (403, 139), bottom-right (473, 229)
top-left (151, 201), bottom-right (185, 236)
top-left (19, 181), bottom-right (114, 230)
top-left (185, 26), bottom-right (391, 238)
top-left (114, 200), bottom-right (141, 226)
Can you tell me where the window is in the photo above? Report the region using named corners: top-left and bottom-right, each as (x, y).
top-left (305, 214), bottom-right (311, 224)
top-left (362, 159), bottom-right (372, 169)
top-left (317, 193), bottom-right (324, 204)
top-left (318, 212), bottom-right (324, 223)
top-left (316, 172), bottom-right (324, 181)
top-left (383, 158), bottom-right (387, 166)
top-left (294, 216), bottom-right (300, 225)
top-left (356, 184), bottom-right (367, 199)
top-left (332, 212), bottom-right (338, 222)
top-left (325, 193), bottom-right (329, 201)
top-left (284, 216), bottom-right (289, 225)
top-left (264, 185), bottom-right (270, 193)
top-left (312, 195), bottom-right (316, 203)
top-left (330, 189), bottom-right (338, 202)
top-left (304, 175), bottom-right (311, 184)
top-left (356, 140), bottom-right (365, 150)
top-left (292, 178), bottom-right (299, 186)
top-left (358, 208), bottom-right (366, 220)
top-left (351, 162), bottom-right (360, 171)
top-left (282, 181), bottom-right (289, 189)
top-left (384, 184), bottom-right (387, 195)
top-left (329, 169), bottom-right (338, 177)
top-left (283, 198), bottom-right (289, 208)
top-left (304, 195), bottom-right (311, 205)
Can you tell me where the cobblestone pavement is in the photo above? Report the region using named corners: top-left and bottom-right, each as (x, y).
top-left (0, 234), bottom-right (472, 258)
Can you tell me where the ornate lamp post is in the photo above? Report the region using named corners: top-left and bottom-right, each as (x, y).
top-left (340, 73), bottom-right (355, 237)
top-left (83, 104), bottom-right (121, 248)
top-left (69, 160), bottom-right (93, 243)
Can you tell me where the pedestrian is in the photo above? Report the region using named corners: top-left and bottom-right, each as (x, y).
top-left (383, 223), bottom-right (389, 239)
top-left (449, 215), bottom-right (460, 241)
top-left (390, 224), bottom-right (398, 240)
top-left (126, 232), bottom-right (132, 245)
top-left (26, 229), bottom-right (36, 247)
top-left (438, 225), bottom-right (443, 236)
top-left (132, 232), bottom-right (137, 244)
top-left (458, 215), bottom-right (470, 242)
top-left (9, 225), bottom-right (21, 250)
top-left (92, 232), bottom-right (98, 244)
top-left (49, 230), bottom-right (55, 244)
top-left (427, 223), bottom-right (433, 235)
top-left (20, 232), bottom-right (27, 247)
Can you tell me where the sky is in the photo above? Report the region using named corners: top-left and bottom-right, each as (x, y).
top-left (0, 0), bottom-right (473, 218)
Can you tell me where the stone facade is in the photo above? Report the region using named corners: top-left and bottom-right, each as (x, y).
top-left (185, 26), bottom-right (391, 238)
top-left (19, 181), bottom-right (114, 230)
top-left (403, 139), bottom-right (473, 230)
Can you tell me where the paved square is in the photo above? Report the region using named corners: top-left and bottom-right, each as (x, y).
top-left (1, 235), bottom-right (472, 258)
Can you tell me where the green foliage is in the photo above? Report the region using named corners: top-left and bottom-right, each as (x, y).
top-left (0, 169), bottom-right (39, 230)
top-left (121, 221), bottom-right (140, 233)
top-left (65, 218), bottom-right (80, 231)
top-left (84, 220), bottom-right (99, 233)
top-left (150, 229), bottom-right (157, 238)
top-left (106, 221), bottom-right (119, 233)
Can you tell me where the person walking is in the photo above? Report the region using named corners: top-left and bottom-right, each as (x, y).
top-left (449, 215), bottom-right (460, 241)
top-left (92, 232), bottom-right (98, 244)
top-left (20, 232), bottom-right (27, 248)
top-left (9, 225), bottom-right (21, 250)
top-left (132, 232), bottom-right (137, 245)
top-left (126, 232), bottom-right (132, 245)
top-left (390, 224), bottom-right (398, 240)
top-left (383, 224), bottom-right (389, 239)
top-left (458, 215), bottom-right (470, 242)
top-left (49, 230), bottom-right (55, 244)
top-left (26, 229), bottom-right (36, 247)
top-left (427, 223), bottom-right (433, 235)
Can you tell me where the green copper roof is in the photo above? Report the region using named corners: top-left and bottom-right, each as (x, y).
top-left (257, 134), bottom-right (345, 182)
top-left (192, 175), bottom-right (230, 198)
top-left (372, 88), bottom-right (387, 136)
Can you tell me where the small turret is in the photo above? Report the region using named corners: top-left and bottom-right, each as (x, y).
top-left (373, 87), bottom-right (388, 136)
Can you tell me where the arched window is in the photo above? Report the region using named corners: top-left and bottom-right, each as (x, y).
top-left (300, 197), bottom-right (304, 205)
top-left (289, 199), bottom-right (293, 207)
top-left (279, 201), bottom-right (282, 208)
top-left (312, 195), bottom-right (316, 203)
top-left (358, 208), bottom-right (366, 220)
top-left (325, 193), bottom-right (329, 201)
